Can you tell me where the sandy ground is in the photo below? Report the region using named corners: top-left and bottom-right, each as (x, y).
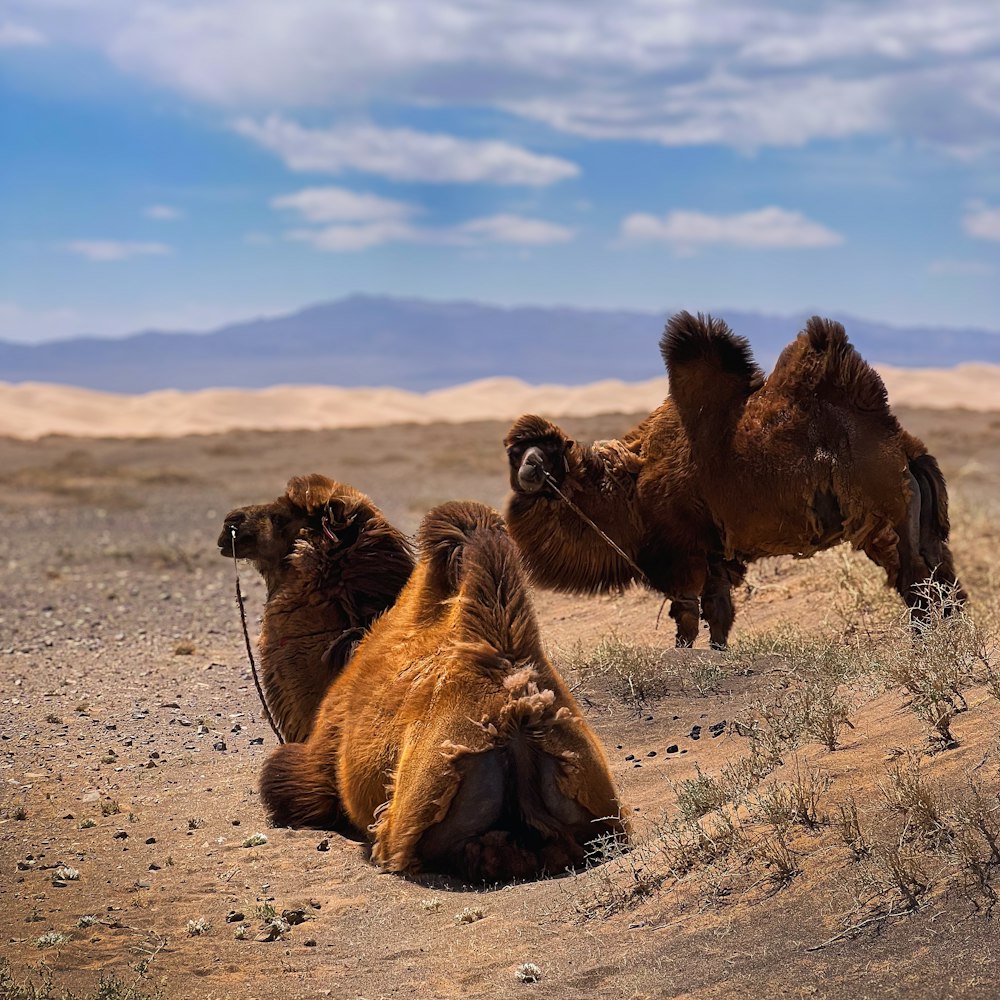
top-left (1, 406), bottom-right (1000, 999)
top-left (1, 363), bottom-right (998, 439)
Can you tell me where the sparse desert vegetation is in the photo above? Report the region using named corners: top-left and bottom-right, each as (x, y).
top-left (0, 407), bottom-right (998, 998)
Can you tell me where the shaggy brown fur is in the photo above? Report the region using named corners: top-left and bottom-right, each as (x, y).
top-left (217, 474), bottom-right (414, 743)
top-left (260, 500), bottom-right (629, 882)
top-left (505, 313), bottom-right (963, 648)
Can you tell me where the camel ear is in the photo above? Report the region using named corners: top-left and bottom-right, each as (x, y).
top-left (285, 474), bottom-right (339, 514)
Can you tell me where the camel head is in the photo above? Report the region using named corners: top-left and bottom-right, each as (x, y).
top-left (217, 474), bottom-right (378, 581)
top-left (504, 414), bottom-right (572, 495)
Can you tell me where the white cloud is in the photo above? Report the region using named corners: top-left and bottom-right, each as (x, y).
top-left (0, 21), bottom-right (46, 47)
top-left (928, 258), bottom-right (995, 275)
top-left (453, 214), bottom-right (574, 245)
top-left (963, 202), bottom-right (1000, 241)
top-left (620, 207), bottom-right (843, 252)
top-left (271, 186), bottom-right (416, 223)
top-left (235, 117), bottom-right (579, 185)
top-left (10, 1), bottom-right (1000, 154)
top-left (62, 240), bottom-right (172, 262)
top-left (287, 213), bottom-right (574, 252)
top-left (144, 203), bottom-right (181, 220)
top-left (287, 221), bottom-right (418, 252)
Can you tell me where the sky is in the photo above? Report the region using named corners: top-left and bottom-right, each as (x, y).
top-left (1, 0), bottom-right (999, 344)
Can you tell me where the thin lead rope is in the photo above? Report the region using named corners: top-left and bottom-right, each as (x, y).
top-left (541, 471), bottom-right (668, 632)
top-left (541, 470), bottom-right (651, 585)
top-left (231, 527), bottom-right (285, 745)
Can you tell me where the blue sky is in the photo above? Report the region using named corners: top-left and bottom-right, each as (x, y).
top-left (1, 1), bottom-right (999, 343)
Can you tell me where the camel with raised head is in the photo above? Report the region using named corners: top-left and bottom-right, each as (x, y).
top-left (260, 500), bottom-right (629, 882)
top-left (505, 313), bottom-right (963, 648)
top-left (217, 474), bottom-right (414, 743)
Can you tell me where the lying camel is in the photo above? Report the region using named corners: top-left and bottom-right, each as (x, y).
top-left (505, 313), bottom-right (963, 648)
top-left (260, 500), bottom-right (629, 882)
top-left (217, 474), bottom-right (414, 743)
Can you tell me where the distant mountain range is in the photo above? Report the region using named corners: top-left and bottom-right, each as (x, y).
top-left (2, 295), bottom-right (998, 393)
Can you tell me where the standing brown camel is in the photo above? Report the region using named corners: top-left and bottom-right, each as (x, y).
top-left (260, 500), bottom-right (630, 882)
top-left (505, 313), bottom-right (963, 648)
top-left (217, 474), bottom-right (414, 743)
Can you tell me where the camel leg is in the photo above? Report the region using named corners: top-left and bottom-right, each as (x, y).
top-left (700, 559), bottom-right (744, 650)
top-left (669, 595), bottom-right (701, 647)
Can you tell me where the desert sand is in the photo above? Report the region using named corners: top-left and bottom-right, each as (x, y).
top-left (1, 363), bottom-right (998, 439)
top-left (1, 402), bottom-right (999, 999)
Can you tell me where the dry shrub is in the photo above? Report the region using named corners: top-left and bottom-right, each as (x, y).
top-left (566, 633), bottom-right (724, 704)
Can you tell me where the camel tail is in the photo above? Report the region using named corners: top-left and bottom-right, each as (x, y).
top-left (259, 742), bottom-right (341, 829)
top-left (801, 316), bottom-right (890, 413)
top-left (660, 311), bottom-right (764, 425)
top-left (908, 452), bottom-right (965, 602)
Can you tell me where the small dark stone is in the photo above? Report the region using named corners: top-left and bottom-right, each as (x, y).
top-left (148, 863), bottom-right (161, 871)
top-left (63, 814), bottom-right (74, 820)
top-left (304, 938), bottom-right (317, 947)
top-left (226, 910), bottom-right (245, 923)
top-left (282, 908), bottom-right (307, 925)
top-left (615, 745), bottom-right (623, 750)
top-left (646, 750), bottom-right (657, 757)
top-left (317, 839), bottom-right (330, 852)
top-left (666, 744), bottom-right (679, 754)
top-left (624, 754), bottom-right (635, 761)
top-left (213, 740), bottom-right (227, 752)
top-left (232, 819), bottom-right (241, 826)
top-left (113, 830), bottom-right (128, 840)
top-left (145, 837), bottom-right (156, 844)
top-left (249, 737), bottom-right (264, 746)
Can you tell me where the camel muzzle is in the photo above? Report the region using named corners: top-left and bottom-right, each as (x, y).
top-left (517, 447), bottom-right (548, 493)
top-left (218, 513), bottom-right (249, 556)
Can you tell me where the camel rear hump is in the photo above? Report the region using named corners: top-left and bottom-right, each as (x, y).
top-left (417, 500), bottom-right (542, 664)
top-left (797, 316), bottom-right (891, 414)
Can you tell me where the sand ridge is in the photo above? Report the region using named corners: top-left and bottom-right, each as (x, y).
top-left (1, 364), bottom-right (998, 439)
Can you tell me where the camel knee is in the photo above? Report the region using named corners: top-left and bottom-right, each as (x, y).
top-left (260, 743), bottom-right (341, 829)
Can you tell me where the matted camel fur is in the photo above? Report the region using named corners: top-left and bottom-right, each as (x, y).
top-left (505, 313), bottom-right (964, 649)
top-left (260, 500), bottom-right (630, 882)
top-left (217, 474), bottom-right (414, 743)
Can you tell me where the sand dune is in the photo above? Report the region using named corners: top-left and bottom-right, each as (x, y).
top-left (1, 364), bottom-right (997, 439)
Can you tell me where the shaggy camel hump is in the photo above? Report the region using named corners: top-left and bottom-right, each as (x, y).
top-left (769, 316), bottom-right (891, 415)
top-left (419, 499), bottom-right (542, 666)
top-left (660, 311), bottom-right (765, 426)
